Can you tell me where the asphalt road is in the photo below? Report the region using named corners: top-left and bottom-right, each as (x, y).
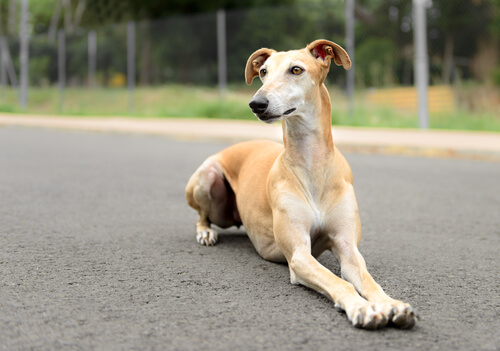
top-left (1, 126), bottom-right (499, 351)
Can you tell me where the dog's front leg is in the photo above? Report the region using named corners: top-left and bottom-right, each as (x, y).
top-left (272, 208), bottom-right (388, 329)
top-left (329, 190), bottom-right (418, 329)
top-left (332, 240), bottom-right (418, 328)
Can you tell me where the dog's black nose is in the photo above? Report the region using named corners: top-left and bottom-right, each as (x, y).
top-left (249, 96), bottom-right (269, 114)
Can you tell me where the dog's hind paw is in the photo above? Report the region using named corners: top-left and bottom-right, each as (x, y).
top-left (196, 229), bottom-right (218, 246)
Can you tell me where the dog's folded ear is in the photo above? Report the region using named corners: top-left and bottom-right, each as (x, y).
top-left (307, 40), bottom-right (351, 70)
top-left (245, 48), bottom-right (276, 85)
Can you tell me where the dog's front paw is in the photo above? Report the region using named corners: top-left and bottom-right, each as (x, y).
top-left (390, 302), bottom-right (418, 329)
top-left (346, 303), bottom-right (388, 330)
top-left (379, 300), bottom-right (419, 329)
top-left (196, 229), bottom-right (218, 246)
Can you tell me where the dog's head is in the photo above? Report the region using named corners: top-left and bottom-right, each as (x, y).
top-left (245, 40), bottom-right (351, 123)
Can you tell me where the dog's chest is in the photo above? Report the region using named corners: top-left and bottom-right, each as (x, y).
top-left (302, 188), bottom-right (337, 234)
top-left (303, 179), bottom-right (354, 236)
top-left (272, 159), bottom-right (352, 234)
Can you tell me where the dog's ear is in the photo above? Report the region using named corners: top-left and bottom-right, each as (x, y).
top-left (307, 39), bottom-right (351, 70)
top-left (245, 48), bottom-right (276, 85)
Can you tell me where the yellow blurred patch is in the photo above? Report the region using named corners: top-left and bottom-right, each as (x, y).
top-left (109, 73), bottom-right (126, 88)
top-left (366, 85), bottom-right (455, 113)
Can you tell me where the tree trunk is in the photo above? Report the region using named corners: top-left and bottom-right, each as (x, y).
top-left (442, 33), bottom-right (454, 84)
top-left (8, 0), bottom-right (17, 35)
top-left (48, 0), bottom-right (62, 43)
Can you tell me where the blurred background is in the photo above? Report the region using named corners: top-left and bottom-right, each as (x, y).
top-left (0, 0), bottom-right (499, 131)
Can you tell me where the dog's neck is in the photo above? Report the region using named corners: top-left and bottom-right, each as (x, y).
top-left (281, 84), bottom-right (334, 170)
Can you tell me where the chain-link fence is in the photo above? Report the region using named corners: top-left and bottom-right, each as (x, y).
top-left (0, 1), bottom-right (499, 129)
top-left (15, 4), bottom-right (350, 87)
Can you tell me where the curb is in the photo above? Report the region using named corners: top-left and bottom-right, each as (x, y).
top-left (1, 113), bottom-right (499, 162)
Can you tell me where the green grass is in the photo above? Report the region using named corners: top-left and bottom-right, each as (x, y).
top-left (0, 85), bottom-right (499, 132)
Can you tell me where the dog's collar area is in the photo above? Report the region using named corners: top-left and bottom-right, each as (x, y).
top-left (283, 108), bottom-right (296, 115)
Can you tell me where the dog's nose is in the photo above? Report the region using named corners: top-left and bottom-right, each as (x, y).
top-left (249, 96), bottom-right (269, 114)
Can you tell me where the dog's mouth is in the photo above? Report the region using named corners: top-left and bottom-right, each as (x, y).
top-left (257, 114), bottom-right (281, 123)
top-left (256, 108), bottom-right (296, 122)
top-left (254, 107), bottom-right (297, 124)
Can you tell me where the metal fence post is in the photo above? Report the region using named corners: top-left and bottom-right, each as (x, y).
top-left (127, 21), bottom-right (135, 113)
top-left (217, 9), bottom-right (227, 95)
top-left (345, 0), bottom-right (355, 118)
top-left (58, 29), bottom-right (65, 112)
top-left (88, 30), bottom-right (96, 88)
top-left (19, 0), bottom-right (29, 110)
top-left (413, 0), bottom-right (429, 129)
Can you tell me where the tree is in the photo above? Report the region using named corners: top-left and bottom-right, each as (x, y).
top-left (428, 0), bottom-right (493, 83)
top-left (81, 0), bottom-right (295, 27)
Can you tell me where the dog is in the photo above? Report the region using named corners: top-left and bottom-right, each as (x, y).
top-left (185, 40), bottom-right (417, 329)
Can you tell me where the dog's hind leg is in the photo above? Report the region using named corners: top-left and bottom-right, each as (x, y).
top-left (185, 156), bottom-right (239, 246)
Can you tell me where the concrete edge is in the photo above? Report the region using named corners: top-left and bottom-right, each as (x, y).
top-left (1, 113), bottom-right (499, 162)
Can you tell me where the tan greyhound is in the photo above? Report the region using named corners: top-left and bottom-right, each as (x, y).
top-left (185, 39), bottom-right (417, 329)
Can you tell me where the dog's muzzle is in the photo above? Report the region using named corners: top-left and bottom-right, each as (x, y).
top-left (249, 96), bottom-right (296, 122)
top-left (249, 95), bottom-right (269, 115)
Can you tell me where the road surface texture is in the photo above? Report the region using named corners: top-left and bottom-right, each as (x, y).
top-left (1, 126), bottom-right (499, 350)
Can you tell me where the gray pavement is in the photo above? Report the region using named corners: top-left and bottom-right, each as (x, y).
top-left (1, 126), bottom-right (499, 350)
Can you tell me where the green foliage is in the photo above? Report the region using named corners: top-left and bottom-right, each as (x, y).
top-left (29, 56), bottom-right (51, 86)
top-left (8, 0), bottom-right (498, 89)
top-left (82, 0), bottom-right (296, 26)
top-left (428, 0), bottom-right (491, 55)
top-left (491, 0), bottom-right (500, 38)
top-left (493, 66), bottom-right (500, 86)
top-left (0, 103), bottom-right (15, 113)
top-left (227, 2), bottom-right (345, 84)
top-left (30, 0), bottom-right (59, 33)
top-left (354, 38), bottom-right (398, 87)
top-left (354, 0), bottom-right (414, 86)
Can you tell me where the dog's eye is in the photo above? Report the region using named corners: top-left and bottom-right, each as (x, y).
top-left (291, 66), bottom-right (304, 75)
top-left (260, 69), bottom-right (267, 78)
